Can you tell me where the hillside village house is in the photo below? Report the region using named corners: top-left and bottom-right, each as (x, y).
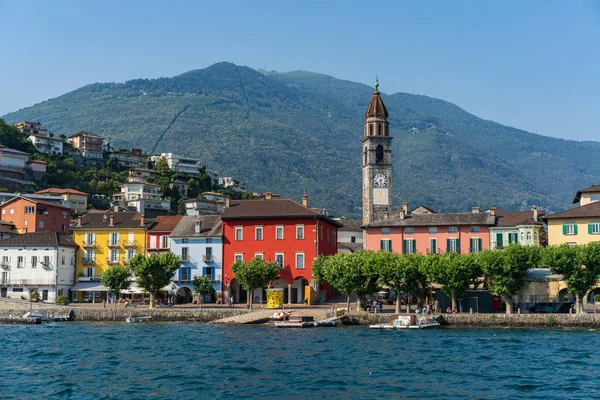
top-left (71, 212), bottom-right (148, 302)
top-left (0, 232), bottom-right (77, 302)
top-left (218, 177), bottom-right (247, 193)
top-left (150, 153), bottom-right (203, 175)
top-left (111, 149), bottom-right (148, 169)
top-left (27, 134), bottom-right (64, 155)
top-left (364, 204), bottom-right (495, 255)
top-left (169, 215), bottom-right (223, 304)
top-left (0, 146), bottom-right (47, 179)
top-left (112, 180), bottom-right (170, 218)
top-left (0, 196), bottom-right (71, 234)
top-left (128, 168), bottom-right (160, 182)
top-left (35, 188), bottom-right (90, 214)
top-left (69, 131), bottom-right (104, 159)
top-left (13, 121), bottom-right (47, 136)
top-left (543, 184), bottom-right (600, 246)
top-left (222, 195), bottom-right (341, 305)
top-left (489, 207), bottom-right (545, 249)
top-left (183, 198), bottom-right (225, 216)
top-left (146, 215), bottom-right (182, 254)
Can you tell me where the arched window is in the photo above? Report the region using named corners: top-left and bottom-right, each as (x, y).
top-left (526, 232), bottom-right (532, 241)
top-left (376, 145), bottom-right (383, 163)
top-left (378, 124), bottom-right (382, 136)
top-left (369, 124), bottom-right (373, 136)
top-left (364, 147), bottom-right (367, 165)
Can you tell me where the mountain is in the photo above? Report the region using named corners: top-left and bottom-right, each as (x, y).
top-left (3, 62), bottom-right (596, 216)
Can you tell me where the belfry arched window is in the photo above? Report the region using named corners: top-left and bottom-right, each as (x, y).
top-left (364, 147), bottom-right (368, 165)
top-left (369, 124), bottom-right (373, 136)
top-left (376, 145), bottom-right (383, 163)
top-left (378, 124), bottom-right (382, 136)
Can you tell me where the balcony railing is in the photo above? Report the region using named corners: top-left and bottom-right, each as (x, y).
top-left (107, 240), bottom-right (120, 248)
top-left (122, 240), bottom-right (138, 248)
top-left (1, 262), bottom-right (10, 269)
top-left (107, 258), bottom-right (120, 265)
top-left (180, 256), bottom-right (197, 266)
top-left (446, 248), bottom-right (461, 254)
top-left (82, 258), bottom-right (95, 265)
top-left (203, 255), bottom-right (213, 263)
top-left (83, 241), bottom-right (96, 248)
top-left (1, 278), bottom-right (55, 285)
top-left (78, 276), bottom-right (101, 282)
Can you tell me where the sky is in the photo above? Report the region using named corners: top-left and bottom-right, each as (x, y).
top-left (1, 0), bottom-right (599, 141)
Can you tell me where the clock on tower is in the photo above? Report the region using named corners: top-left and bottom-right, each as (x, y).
top-left (362, 80), bottom-right (393, 225)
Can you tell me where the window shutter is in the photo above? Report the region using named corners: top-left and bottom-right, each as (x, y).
top-left (446, 239), bottom-right (451, 252)
top-left (178, 268), bottom-right (182, 281)
top-left (457, 239), bottom-right (460, 254)
top-left (589, 224), bottom-right (593, 235)
top-left (574, 225), bottom-right (578, 235)
top-left (403, 240), bottom-right (407, 254)
top-left (389, 241), bottom-right (392, 253)
top-left (412, 240), bottom-right (417, 254)
top-left (497, 233), bottom-right (503, 247)
top-left (563, 225), bottom-right (567, 235)
top-left (478, 239), bottom-right (482, 251)
top-left (469, 238), bottom-right (474, 253)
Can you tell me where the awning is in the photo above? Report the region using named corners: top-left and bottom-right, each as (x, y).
top-left (122, 283), bottom-right (145, 294)
top-left (70, 282), bottom-right (108, 292)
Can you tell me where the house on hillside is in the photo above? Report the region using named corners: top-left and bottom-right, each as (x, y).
top-left (150, 153), bottom-right (203, 175)
top-left (13, 121), bottom-right (47, 136)
top-left (0, 196), bottom-right (71, 234)
top-left (112, 181), bottom-right (171, 218)
top-left (27, 134), bottom-right (64, 155)
top-left (69, 131), bottom-right (104, 159)
top-left (35, 188), bottom-right (90, 214)
top-left (111, 149), bottom-right (148, 169)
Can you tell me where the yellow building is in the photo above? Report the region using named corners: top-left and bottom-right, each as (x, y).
top-left (544, 185), bottom-right (600, 246)
top-left (35, 188), bottom-right (90, 214)
top-left (71, 211), bottom-right (148, 302)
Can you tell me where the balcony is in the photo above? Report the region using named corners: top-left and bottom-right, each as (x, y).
top-left (1, 262), bottom-right (10, 269)
top-left (107, 258), bottom-right (120, 265)
top-left (446, 248), bottom-right (461, 254)
top-left (107, 240), bottom-right (120, 248)
top-left (203, 255), bottom-right (213, 263)
top-left (78, 276), bottom-right (101, 282)
top-left (122, 240), bottom-right (138, 248)
top-left (41, 262), bottom-right (53, 269)
top-left (82, 258), bottom-right (95, 265)
top-left (83, 241), bottom-right (96, 248)
top-left (0, 278), bottom-right (54, 286)
top-left (180, 256), bottom-right (197, 266)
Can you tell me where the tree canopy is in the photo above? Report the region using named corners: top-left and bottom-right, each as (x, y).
top-left (129, 252), bottom-right (181, 308)
top-left (101, 265), bottom-right (132, 306)
top-left (231, 257), bottom-right (280, 308)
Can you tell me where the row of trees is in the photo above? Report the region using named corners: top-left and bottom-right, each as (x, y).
top-left (313, 243), bottom-right (600, 314)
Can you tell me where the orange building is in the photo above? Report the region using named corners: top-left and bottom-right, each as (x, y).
top-left (0, 196), bottom-right (71, 234)
top-left (69, 131), bottom-right (104, 159)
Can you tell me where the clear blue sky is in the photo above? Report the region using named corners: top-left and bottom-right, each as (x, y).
top-left (1, 0), bottom-right (599, 141)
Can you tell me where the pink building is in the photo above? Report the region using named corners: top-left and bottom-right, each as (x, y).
top-left (364, 204), bottom-right (495, 255)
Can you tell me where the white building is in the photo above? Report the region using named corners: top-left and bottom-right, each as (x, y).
top-left (112, 181), bottom-right (170, 214)
top-left (184, 198), bottom-right (225, 216)
top-left (27, 134), bottom-right (64, 155)
top-left (336, 219), bottom-right (364, 253)
top-left (169, 215), bottom-right (223, 304)
top-left (218, 177), bottom-right (247, 193)
top-left (0, 232), bottom-right (77, 302)
top-left (489, 207), bottom-right (545, 249)
top-left (150, 153), bottom-right (204, 175)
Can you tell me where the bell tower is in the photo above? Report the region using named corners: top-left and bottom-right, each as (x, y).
top-left (362, 80), bottom-right (393, 225)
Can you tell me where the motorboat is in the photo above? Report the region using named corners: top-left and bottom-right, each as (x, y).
top-left (126, 316), bottom-right (152, 323)
top-left (274, 316), bottom-right (316, 328)
top-left (369, 315), bottom-right (441, 330)
top-left (49, 309), bottom-right (76, 322)
top-left (23, 311), bottom-right (49, 323)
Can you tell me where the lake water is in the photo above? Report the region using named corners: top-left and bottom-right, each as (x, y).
top-left (2, 323), bottom-right (600, 399)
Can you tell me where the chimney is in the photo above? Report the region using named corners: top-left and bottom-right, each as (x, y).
top-left (472, 207), bottom-right (480, 214)
top-left (225, 196), bottom-right (230, 208)
top-left (489, 207), bottom-right (496, 216)
top-left (140, 214), bottom-right (145, 227)
top-left (302, 194), bottom-right (309, 208)
top-left (77, 216), bottom-right (82, 227)
top-left (109, 214), bottom-right (114, 227)
top-left (402, 202), bottom-right (408, 214)
top-left (265, 192), bottom-right (272, 200)
top-left (384, 212), bottom-right (389, 218)
top-left (195, 221), bottom-right (201, 234)
top-left (398, 210), bottom-right (405, 220)
top-left (532, 205), bottom-right (538, 222)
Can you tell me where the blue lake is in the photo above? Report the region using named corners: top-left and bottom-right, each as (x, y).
top-left (1, 323), bottom-right (600, 399)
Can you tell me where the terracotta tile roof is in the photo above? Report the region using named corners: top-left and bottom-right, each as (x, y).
top-left (69, 131), bottom-right (103, 138)
top-left (0, 196), bottom-right (70, 210)
top-left (35, 188), bottom-right (90, 196)
top-left (72, 211), bottom-right (149, 230)
top-left (148, 215), bottom-right (183, 232)
top-left (365, 89), bottom-right (389, 119)
top-left (543, 201), bottom-right (600, 220)
top-left (0, 220), bottom-right (16, 233)
top-left (222, 199), bottom-right (342, 227)
top-left (0, 232), bottom-right (77, 247)
top-left (410, 205), bottom-right (437, 214)
top-left (170, 215), bottom-right (222, 237)
top-left (573, 184), bottom-right (600, 203)
top-left (367, 210), bottom-right (496, 227)
top-left (494, 208), bottom-right (544, 227)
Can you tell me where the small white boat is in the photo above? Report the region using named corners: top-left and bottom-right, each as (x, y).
top-left (275, 321), bottom-right (317, 328)
top-left (23, 311), bottom-right (49, 323)
top-left (126, 316), bottom-right (152, 323)
top-left (369, 315), bottom-right (441, 330)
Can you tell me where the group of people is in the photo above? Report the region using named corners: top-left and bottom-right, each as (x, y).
top-left (362, 298), bottom-right (385, 313)
top-left (226, 296), bottom-right (235, 308)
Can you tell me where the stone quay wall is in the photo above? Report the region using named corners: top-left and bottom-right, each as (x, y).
top-left (351, 312), bottom-right (600, 328)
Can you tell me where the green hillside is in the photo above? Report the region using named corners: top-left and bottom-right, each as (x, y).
top-left (2, 62), bottom-right (591, 215)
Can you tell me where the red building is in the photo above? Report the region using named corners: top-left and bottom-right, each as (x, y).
top-left (147, 215), bottom-right (183, 254)
top-left (222, 197), bottom-right (341, 305)
top-left (0, 196), bottom-right (71, 234)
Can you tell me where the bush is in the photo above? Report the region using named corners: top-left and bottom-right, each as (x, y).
top-left (56, 296), bottom-right (70, 305)
top-left (29, 289), bottom-right (39, 301)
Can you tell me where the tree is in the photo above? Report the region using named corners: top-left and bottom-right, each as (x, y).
top-left (543, 243), bottom-right (600, 314)
top-left (129, 252), bottom-right (181, 308)
top-left (479, 246), bottom-right (538, 314)
top-left (101, 265), bottom-right (132, 307)
top-left (424, 252), bottom-right (480, 313)
top-left (378, 252), bottom-right (415, 313)
top-left (192, 275), bottom-right (215, 309)
top-left (231, 257), bottom-right (280, 309)
top-left (155, 157), bottom-right (172, 176)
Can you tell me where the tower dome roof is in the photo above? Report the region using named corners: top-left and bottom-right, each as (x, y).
top-left (365, 83), bottom-right (389, 119)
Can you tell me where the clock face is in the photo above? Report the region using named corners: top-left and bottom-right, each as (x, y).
top-left (374, 174), bottom-right (387, 188)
